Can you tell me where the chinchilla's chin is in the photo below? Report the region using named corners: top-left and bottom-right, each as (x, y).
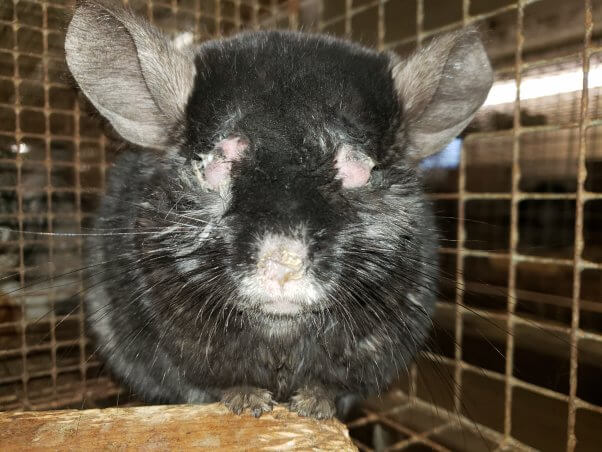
top-left (249, 304), bottom-right (328, 337)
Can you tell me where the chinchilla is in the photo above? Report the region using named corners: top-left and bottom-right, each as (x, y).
top-left (64, 0), bottom-right (492, 419)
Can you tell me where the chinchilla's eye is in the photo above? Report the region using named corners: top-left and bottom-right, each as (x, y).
top-left (334, 144), bottom-right (374, 189)
top-left (193, 136), bottom-right (248, 190)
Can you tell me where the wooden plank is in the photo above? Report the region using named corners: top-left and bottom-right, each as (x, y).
top-left (0, 403), bottom-right (357, 451)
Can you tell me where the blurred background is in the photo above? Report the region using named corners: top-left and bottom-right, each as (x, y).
top-left (1, 0), bottom-right (601, 450)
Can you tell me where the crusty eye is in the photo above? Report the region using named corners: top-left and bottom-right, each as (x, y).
top-left (193, 136), bottom-right (248, 190)
top-left (334, 145), bottom-right (374, 188)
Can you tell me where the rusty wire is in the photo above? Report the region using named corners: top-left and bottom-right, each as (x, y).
top-left (0, 0), bottom-right (600, 450)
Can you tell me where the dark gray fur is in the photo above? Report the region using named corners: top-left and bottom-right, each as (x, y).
top-left (65, 0), bottom-right (492, 418)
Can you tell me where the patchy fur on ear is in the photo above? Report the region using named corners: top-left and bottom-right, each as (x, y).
top-left (390, 27), bottom-right (493, 159)
top-left (65, 0), bottom-right (196, 149)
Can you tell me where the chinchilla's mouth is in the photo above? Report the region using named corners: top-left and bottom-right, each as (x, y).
top-left (252, 306), bottom-right (328, 336)
top-left (237, 270), bottom-right (324, 315)
top-left (262, 299), bottom-right (303, 315)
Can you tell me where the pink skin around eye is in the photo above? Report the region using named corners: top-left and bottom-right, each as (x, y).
top-left (335, 146), bottom-right (373, 188)
top-left (219, 136), bottom-right (248, 161)
top-left (204, 160), bottom-right (232, 189)
top-left (204, 136), bottom-right (248, 190)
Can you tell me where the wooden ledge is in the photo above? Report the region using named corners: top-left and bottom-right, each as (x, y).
top-left (0, 403), bottom-right (357, 451)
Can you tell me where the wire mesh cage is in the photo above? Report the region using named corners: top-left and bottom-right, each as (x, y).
top-left (1, 0), bottom-right (601, 451)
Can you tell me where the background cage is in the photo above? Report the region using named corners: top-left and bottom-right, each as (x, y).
top-left (1, 0), bottom-right (601, 450)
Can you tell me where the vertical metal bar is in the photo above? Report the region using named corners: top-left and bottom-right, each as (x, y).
top-left (11, 0), bottom-right (29, 411)
top-left (73, 0), bottom-right (89, 400)
top-left (416, 0), bottom-right (424, 47)
top-left (566, 1), bottom-right (592, 450)
top-left (147, 0), bottom-right (153, 22)
top-left (377, 0), bottom-right (385, 51)
top-left (345, 0), bottom-right (352, 39)
top-left (251, 0), bottom-right (260, 31)
top-left (451, 0), bottom-right (472, 417)
top-left (41, 0), bottom-right (58, 404)
top-left (503, 0), bottom-right (525, 442)
top-left (270, 0), bottom-right (278, 28)
top-left (194, 0), bottom-right (201, 39)
top-left (288, 0), bottom-right (299, 31)
top-left (94, 5), bottom-right (112, 408)
top-left (74, 91), bottom-right (86, 409)
top-left (317, 0), bottom-right (324, 32)
top-left (172, 0), bottom-right (179, 35)
top-left (234, 0), bottom-right (242, 32)
top-left (215, 0), bottom-right (221, 36)
top-left (408, 0), bottom-right (426, 404)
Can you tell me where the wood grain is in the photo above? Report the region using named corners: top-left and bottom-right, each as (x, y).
top-left (0, 403), bottom-right (357, 451)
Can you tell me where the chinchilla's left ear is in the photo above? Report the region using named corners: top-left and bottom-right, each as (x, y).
top-left (390, 27), bottom-right (493, 160)
top-left (65, 0), bottom-right (196, 149)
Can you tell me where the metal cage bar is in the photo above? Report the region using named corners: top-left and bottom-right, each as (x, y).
top-left (0, 0), bottom-right (601, 450)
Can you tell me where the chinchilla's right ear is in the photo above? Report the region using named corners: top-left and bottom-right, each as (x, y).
top-left (65, 0), bottom-right (196, 149)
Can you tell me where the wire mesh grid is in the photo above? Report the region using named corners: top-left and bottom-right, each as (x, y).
top-left (0, 0), bottom-right (601, 451)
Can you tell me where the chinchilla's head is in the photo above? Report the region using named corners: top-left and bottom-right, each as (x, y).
top-left (66, 0), bottom-right (492, 330)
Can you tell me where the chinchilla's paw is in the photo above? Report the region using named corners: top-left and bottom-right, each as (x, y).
top-left (221, 386), bottom-right (274, 417)
top-left (290, 386), bottom-right (336, 420)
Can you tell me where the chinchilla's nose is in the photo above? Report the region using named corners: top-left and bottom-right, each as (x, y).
top-left (258, 247), bottom-right (304, 286)
top-left (256, 236), bottom-right (306, 287)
